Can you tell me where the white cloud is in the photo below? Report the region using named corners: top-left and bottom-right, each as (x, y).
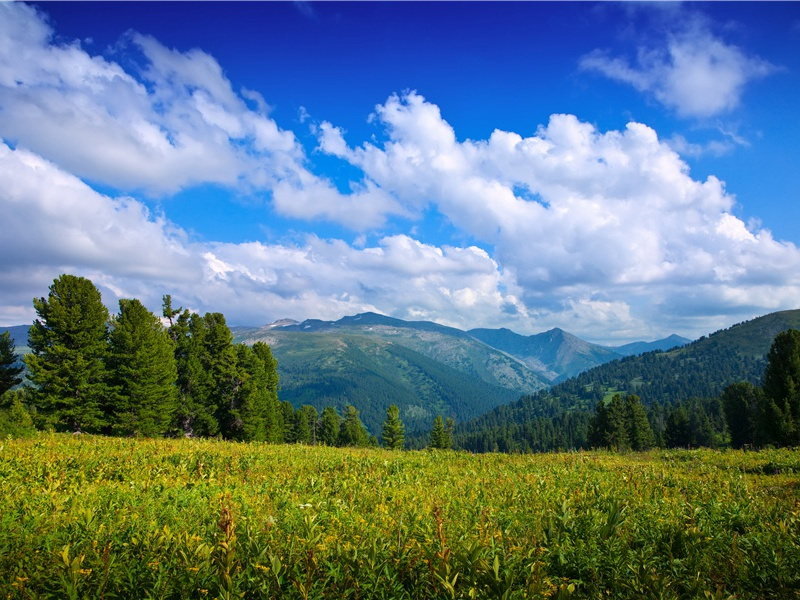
top-left (0, 2), bottom-right (305, 196)
top-left (314, 91), bottom-right (800, 339)
top-left (580, 16), bottom-right (777, 118)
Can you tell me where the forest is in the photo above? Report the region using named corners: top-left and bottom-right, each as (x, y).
top-left (2, 273), bottom-right (800, 456)
top-left (0, 274), bottom-right (399, 450)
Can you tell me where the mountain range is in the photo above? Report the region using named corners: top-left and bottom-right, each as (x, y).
top-left (232, 312), bottom-right (689, 433)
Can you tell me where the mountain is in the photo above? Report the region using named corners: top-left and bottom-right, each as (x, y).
top-left (468, 327), bottom-right (622, 382)
top-left (1, 325), bottom-right (30, 354)
top-left (234, 313), bottom-right (552, 434)
top-left (454, 309), bottom-right (800, 452)
top-left (610, 334), bottom-right (691, 357)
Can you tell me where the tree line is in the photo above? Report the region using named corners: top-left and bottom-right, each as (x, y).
top-left (0, 274), bottom-right (424, 449)
top-left (455, 328), bottom-right (800, 453)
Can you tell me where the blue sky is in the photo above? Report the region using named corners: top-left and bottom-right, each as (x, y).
top-left (1, 2), bottom-right (799, 344)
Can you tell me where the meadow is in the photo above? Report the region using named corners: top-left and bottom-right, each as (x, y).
top-left (1, 435), bottom-right (798, 599)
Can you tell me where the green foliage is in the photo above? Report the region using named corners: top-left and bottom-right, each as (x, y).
top-left (25, 274), bottom-right (111, 433)
top-left (108, 298), bottom-right (178, 436)
top-left (0, 389), bottom-right (36, 437)
top-left (318, 406), bottom-right (340, 446)
top-left (338, 404), bottom-right (370, 447)
top-left (1, 435), bottom-right (799, 599)
top-left (381, 403), bottom-right (405, 450)
top-left (722, 382), bottom-right (761, 448)
top-left (761, 329), bottom-right (800, 445)
top-left (0, 330), bottom-right (23, 395)
top-left (429, 414), bottom-right (451, 450)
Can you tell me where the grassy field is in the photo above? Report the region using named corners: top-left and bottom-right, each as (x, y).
top-left (1, 435), bottom-right (798, 599)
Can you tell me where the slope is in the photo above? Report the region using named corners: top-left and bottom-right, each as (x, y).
top-left (455, 308), bottom-right (800, 451)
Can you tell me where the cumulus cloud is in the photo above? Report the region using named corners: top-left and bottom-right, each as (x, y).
top-left (315, 91), bottom-right (800, 338)
top-left (0, 137), bottom-right (521, 332)
top-left (579, 16), bottom-right (777, 118)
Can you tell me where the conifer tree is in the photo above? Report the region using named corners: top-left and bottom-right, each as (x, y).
top-left (338, 404), bottom-right (369, 447)
top-left (664, 406), bottom-right (692, 448)
top-left (588, 394), bottom-right (629, 450)
top-left (761, 329), bottom-right (800, 445)
top-left (381, 403), bottom-right (405, 450)
top-left (625, 394), bottom-right (655, 451)
top-left (26, 274), bottom-right (111, 433)
top-left (108, 299), bottom-right (178, 436)
top-left (0, 331), bottom-right (23, 396)
top-left (429, 414), bottom-right (448, 449)
top-left (721, 382), bottom-right (760, 448)
top-left (318, 406), bottom-right (340, 446)
top-left (230, 342), bottom-right (281, 442)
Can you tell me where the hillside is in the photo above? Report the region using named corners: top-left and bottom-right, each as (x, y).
top-left (455, 309), bottom-right (800, 452)
top-left (233, 322), bottom-right (543, 434)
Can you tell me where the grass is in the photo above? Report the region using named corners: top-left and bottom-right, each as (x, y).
top-left (1, 434), bottom-right (799, 599)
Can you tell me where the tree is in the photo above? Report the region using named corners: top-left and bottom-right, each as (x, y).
top-left (429, 414), bottom-right (450, 449)
top-left (338, 404), bottom-right (369, 447)
top-left (381, 404), bottom-right (405, 450)
top-left (231, 342), bottom-right (281, 442)
top-left (588, 394), bottom-right (629, 450)
top-left (0, 331), bottom-right (23, 397)
top-left (108, 299), bottom-right (178, 436)
top-left (26, 275), bottom-right (111, 433)
top-left (625, 394), bottom-right (655, 451)
top-left (760, 329), bottom-right (800, 445)
top-left (318, 406), bottom-right (340, 446)
top-left (722, 381), bottom-right (763, 448)
top-left (664, 406), bottom-right (692, 448)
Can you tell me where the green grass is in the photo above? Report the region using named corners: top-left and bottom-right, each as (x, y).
top-left (1, 434), bottom-right (799, 599)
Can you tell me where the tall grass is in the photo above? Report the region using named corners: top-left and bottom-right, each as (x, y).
top-left (1, 434), bottom-right (798, 598)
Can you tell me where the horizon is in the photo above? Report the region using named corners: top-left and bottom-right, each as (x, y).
top-left (1, 2), bottom-right (799, 344)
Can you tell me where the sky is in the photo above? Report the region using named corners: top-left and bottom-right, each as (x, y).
top-left (1, 1), bottom-right (799, 344)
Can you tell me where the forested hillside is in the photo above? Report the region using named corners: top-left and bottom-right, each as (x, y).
top-left (454, 309), bottom-right (800, 452)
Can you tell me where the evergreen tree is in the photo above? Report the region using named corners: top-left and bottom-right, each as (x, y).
top-left (0, 331), bottom-right (23, 396)
top-left (688, 400), bottom-right (717, 448)
top-left (722, 381), bottom-right (763, 448)
top-left (108, 299), bottom-right (178, 436)
top-left (338, 404), bottom-right (369, 447)
top-left (281, 401), bottom-right (296, 443)
top-left (231, 342), bottom-right (281, 442)
top-left (294, 405), bottom-right (318, 444)
top-left (26, 275), bottom-right (111, 433)
top-left (664, 406), bottom-right (692, 448)
top-left (588, 394), bottom-right (629, 450)
top-left (0, 390), bottom-right (36, 438)
top-left (318, 406), bottom-right (340, 446)
top-left (761, 329), bottom-right (800, 445)
top-left (625, 394), bottom-right (655, 451)
top-left (381, 404), bottom-right (405, 450)
top-left (429, 414), bottom-right (450, 449)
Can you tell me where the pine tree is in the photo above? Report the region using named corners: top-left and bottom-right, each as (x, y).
top-left (0, 331), bottom-right (23, 396)
top-left (625, 394), bottom-right (655, 451)
top-left (588, 394), bottom-right (629, 450)
top-left (318, 406), bottom-right (340, 446)
top-left (26, 275), bottom-right (111, 433)
top-left (429, 415), bottom-right (448, 449)
top-left (381, 404), bottom-right (405, 450)
top-left (108, 299), bottom-right (178, 436)
top-left (664, 406), bottom-right (692, 448)
top-left (338, 404), bottom-right (369, 447)
top-left (761, 329), bottom-right (800, 445)
top-left (231, 342), bottom-right (281, 442)
top-left (722, 382), bottom-right (760, 448)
